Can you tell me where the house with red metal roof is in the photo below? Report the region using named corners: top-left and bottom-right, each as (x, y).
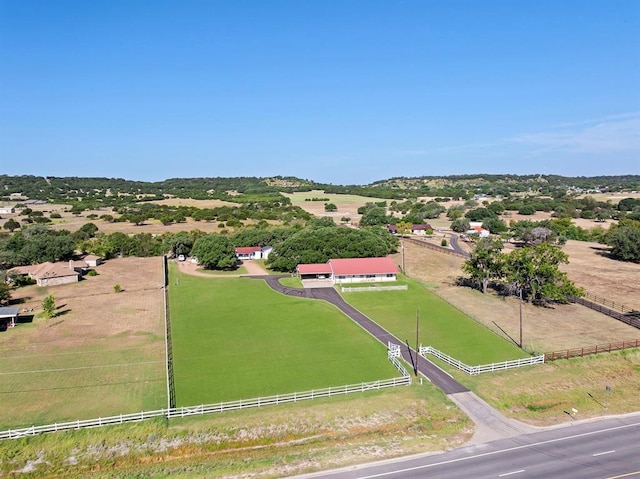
top-left (297, 257), bottom-right (398, 284)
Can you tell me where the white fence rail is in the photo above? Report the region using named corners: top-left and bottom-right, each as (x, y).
top-left (388, 357), bottom-right (410, 378)
top-left (341, 285), bottom-right (408, 293)
top-left (0, 376), bottom-right (410, 440)
top-left (419, 346), bottom-right (545, 375)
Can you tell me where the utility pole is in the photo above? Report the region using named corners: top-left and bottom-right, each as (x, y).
top-left (519, 288), bottom-right (523, 348)
top-left (415, 307), bottom-right (420, 364)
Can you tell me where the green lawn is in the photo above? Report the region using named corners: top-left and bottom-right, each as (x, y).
top-left (169, 265), bottom-right (398, 406)
top-left (341, 276), bottom-right (528, 364)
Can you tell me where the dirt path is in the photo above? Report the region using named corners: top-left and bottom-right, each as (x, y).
top-left (241, 260), bottom-right (269, 275)
top-left (176, 259), bottom-right (268, 277)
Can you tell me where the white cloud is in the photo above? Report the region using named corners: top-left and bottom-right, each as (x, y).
top-left (399, 112), bottom-right (640, 160)
top-left (512, 112), bottom-right (640, 155)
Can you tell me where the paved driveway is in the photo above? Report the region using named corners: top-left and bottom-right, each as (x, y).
top-left (259, 275), bottom-right (535, 442)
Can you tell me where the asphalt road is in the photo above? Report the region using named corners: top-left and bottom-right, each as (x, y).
top-left (295, 414), bottom-right (640, 479)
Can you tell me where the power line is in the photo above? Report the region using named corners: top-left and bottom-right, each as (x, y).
top-left (0, 360), bottom-right (164, 376)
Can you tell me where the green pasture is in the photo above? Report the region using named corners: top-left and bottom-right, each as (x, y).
top-left (169, 266), bottom-right (398, 406)
top-left (278, 276), bottom-right (303, 288)
top-left (341, 276), bottom-right (528, 364)
top-left (189, 264), bottom-right (249, 275)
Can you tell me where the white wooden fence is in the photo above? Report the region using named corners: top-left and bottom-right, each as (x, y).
top-left (419, 346), bottom-right (545, 375)
top-left (0, 376), bottom-right (410, 440)
top-left (341, 285), bottom-right (408, 293)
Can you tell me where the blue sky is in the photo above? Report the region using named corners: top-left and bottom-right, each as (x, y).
top-left (1, 0), bottom-right (638, 185)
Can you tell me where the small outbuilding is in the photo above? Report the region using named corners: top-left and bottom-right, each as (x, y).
top-left (0, 307), bottom-right (20, 329)
top-left (83, 254), bottom-right (103, 267)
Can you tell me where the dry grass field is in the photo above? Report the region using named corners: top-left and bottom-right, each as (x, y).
top-left (282, 190), bottom-right (391, 224)
top-left (0, 201), bottom-right (249, 235)
top-left (560, 240), bottom-right (640, 310)
top-left (0, 257), bottom-right (166, 429)
top-left (394, 239), bottom-right (640, 353)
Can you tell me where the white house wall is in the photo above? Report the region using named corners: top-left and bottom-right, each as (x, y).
top-left (333, 274), bottom-right (397, 284)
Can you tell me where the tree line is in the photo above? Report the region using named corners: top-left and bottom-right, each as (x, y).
top-left (0, 219), bottom-right (400, 274)
top-left (3, 174), bottom-right (639, 208)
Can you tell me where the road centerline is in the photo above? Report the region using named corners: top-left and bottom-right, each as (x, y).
top-left (498, 469), bottom-right (525, 477)
top-left (593, 450), bottom-right (616, 456)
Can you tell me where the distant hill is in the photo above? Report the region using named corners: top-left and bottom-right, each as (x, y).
top-left (1, 174), bottom-right (639, 206)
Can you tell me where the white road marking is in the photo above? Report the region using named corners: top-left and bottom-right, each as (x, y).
top-left (499, 469), bottom-right (525, 477)
top-left (352, 421), bottom-right (640, 479)
top-left (593, 450), bottom-right (616, 456)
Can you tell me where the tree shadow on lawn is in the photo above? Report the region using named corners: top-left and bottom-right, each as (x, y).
top-left (52, 309), bottom-right (71, 318)
top-left (8, 296), bottom-right (30, 306)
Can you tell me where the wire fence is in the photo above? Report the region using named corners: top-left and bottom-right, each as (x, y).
top-left (0, 376), bottom-right (411, 440)
top-left (402, 237), bottom-right (468, 258)
top-left (419, 346), bottom-right (544, 375)
top-left (582, 292), bottom-right (634, 315)
top-left (545, 339), bottom-right (640, 361)
top-left (163, 255), bottom-right (176, 409)
top-left (571, 295), bottom-right (640, 330)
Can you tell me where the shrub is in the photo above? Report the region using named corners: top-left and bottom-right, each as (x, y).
top-left (42, 295), bottom-right (56, 318)
top-left (518, 205), bottom-right (536, 215)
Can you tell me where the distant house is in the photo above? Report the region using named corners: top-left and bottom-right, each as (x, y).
top-left (235, 246), bottom-right (272, 260)
top-left (8, 262), bottom-right (80, 287)
top-left (297, 257), bottom-right (398, 284)
top-left (0, 207), bottom-right (15, 215)
top-left (466, 225), bottom-right (490, 238)
top-left (387, 224), bottom-right (434, 235)
top-left (410, 224), bottom-right (434, 235)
